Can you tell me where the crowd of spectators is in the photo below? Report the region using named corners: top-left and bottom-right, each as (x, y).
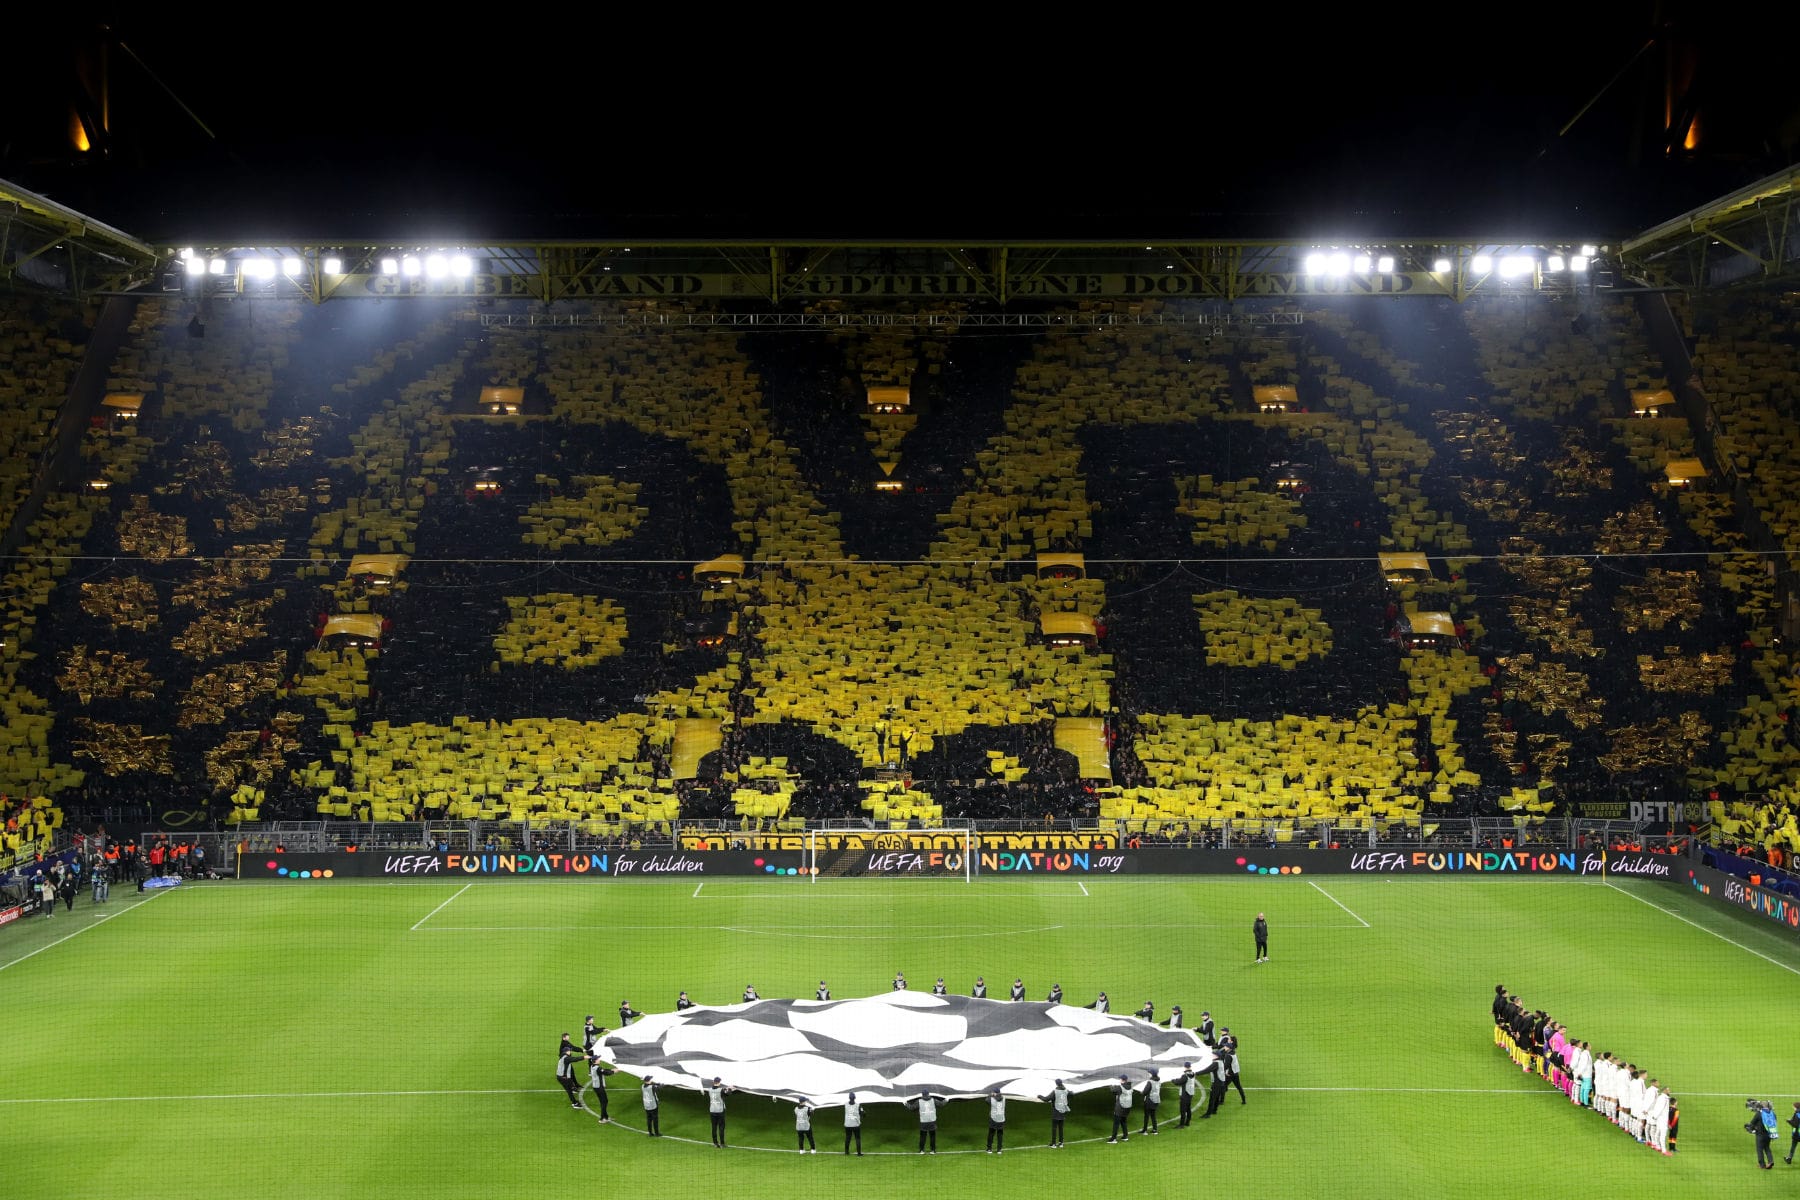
top-left (0, 292), bottom-right (1787, 843)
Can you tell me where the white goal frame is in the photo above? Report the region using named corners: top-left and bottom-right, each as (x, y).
top-left (805, 827), bottom-right (975, 882)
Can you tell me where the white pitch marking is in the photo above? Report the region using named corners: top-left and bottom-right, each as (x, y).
top-left (691, 891), bottom-right (1093, 900)
top-left (715, 924), bottom-right (1066, 941)
top-left (0, 1083), bottom-right (1770, 1109)
top-left (1307, 880), bottom-right (1370, 927)
top-left (1079, 881), bottom-right (1088, 896)
top-left (1605, 881), bottom-right (1800, 979)
top-left (0, 1087), bottom-right (566, 1106)
top-left (410, 882), bottom-right (472, 931)
top-left (0, 887), bottom-right (169, 974)
top-left (692, 881), bottom-right (704, 898)
top-left (414, 921), bottom-right (1370, 933)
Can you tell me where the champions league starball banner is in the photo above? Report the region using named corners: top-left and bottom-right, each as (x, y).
top-left (596, 992), bottom-right (1214, 1108)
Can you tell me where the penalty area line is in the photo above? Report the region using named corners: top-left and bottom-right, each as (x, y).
top-left (1079, 881), bottom-right (1088, 896)
top-left (1307, 880), bottom-right (1370, 927)
top-left (693, 881), bottom-right (703, 898)
top-left (410, 882), bottom-right (472, 931)
top-left (1604, 880), bottom-right (1800, 979)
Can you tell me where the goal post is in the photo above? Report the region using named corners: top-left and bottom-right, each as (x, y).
top-left (806, 827), bottom-right (975, 882)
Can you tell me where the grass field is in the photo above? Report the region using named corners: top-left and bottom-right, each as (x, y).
top-left (5, 873), bottom-right (1799, 1199)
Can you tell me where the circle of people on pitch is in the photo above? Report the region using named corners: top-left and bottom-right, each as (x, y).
top-left (552, 976), bottom-right (1246, 1151)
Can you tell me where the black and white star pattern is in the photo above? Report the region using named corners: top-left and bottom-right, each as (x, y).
top-left (593, 992), bottom-right (1214, 1107)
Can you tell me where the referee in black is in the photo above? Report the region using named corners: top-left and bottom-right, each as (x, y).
top-left (1254, 912), bottom-right (1269, 963)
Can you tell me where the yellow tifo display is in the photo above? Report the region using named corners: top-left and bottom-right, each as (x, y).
top-left (1125, 709), bottom-right (1423, 830)
top-left (740, 563), bottom-right (1112, 768)
top-left (1193, 590), bottom-right (1332, 668)
top-left (519, 475), bottom-right (645, 550)
top-left (300, 715), bottom-right (672, 827)
top-left (1176, 477), bottom-right (1305, 550)
top-left (495, 594), bottom-right (627, 668)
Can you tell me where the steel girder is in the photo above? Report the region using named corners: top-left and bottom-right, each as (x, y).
top-left (1618, 163), bottom-right (1800, 291)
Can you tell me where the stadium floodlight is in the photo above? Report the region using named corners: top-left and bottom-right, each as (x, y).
top-left (1327, 252), bottom-right (1351, 276)
top-left (179, 247), bottom-right (196, 261)
top-left (425, 254), bottom-right (448, 279)
top-left (1303, 253), bottom-right (1327, 275)
top-left (451, 255), bottom-right (473, 277)
top-left (208, 258), bottom-right (227, 275)
top-left (379, 257), bottom-right (399, 276)
top-left (1470, 254), bottom-right (1493, 273)
top-left (402, 256), bottom-right (422, 277)
top-left (1580, 244), bottom-right (1597, 257)
top-left (1570, 255), bottom-right (1590, 272)
top-left (283, 257), bottom-right (303, 276)
top-left (324, 257), bottom-right (344, 275)
top-left (1353, 254), bottom-right (1373, 274)
top-left (1498, 255), bottom-right (1533, 278)
top-left (1432, 257), bottom-right (1451, 272)
top-left (1376, 255), bottom-right (1396, 274)
top-left (1546, 255), bottom-right (1565, 271)
top-left (184, 256), bottom-right (206, 275)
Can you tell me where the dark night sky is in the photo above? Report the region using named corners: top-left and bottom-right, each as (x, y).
top-left (4, 7), bottom-right (1798, 243)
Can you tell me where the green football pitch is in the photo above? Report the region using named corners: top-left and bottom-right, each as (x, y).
top-left (4, 873), bottom-right (1798, 1199)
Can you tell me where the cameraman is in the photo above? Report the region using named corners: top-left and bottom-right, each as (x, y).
top-left (1748, 1100), bottom-right (1776, 1169)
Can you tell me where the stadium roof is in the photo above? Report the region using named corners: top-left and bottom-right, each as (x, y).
top-left (4, 9), bottom-right (1796, 248)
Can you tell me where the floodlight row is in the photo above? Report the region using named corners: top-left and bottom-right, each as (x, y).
top-left (1300, 246), bottom-right (1600, 278)
top-left (175, 248), bottom-right (476, 279)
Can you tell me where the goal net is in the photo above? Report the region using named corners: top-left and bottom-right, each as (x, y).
top-left (806, 827), bottom-right (975, 882)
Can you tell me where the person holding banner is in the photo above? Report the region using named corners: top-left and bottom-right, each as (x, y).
top-left (1177, 1063), bottom-right (1198, 1126)
top-left (1108, 1075), bottom-right (1135, 1142)
top-left (1040, 1079), bottom-right (1072, 1147)
top-left (985, 1089), bottom-right (1008, 1154)
top-left (793, 1098), bottom-right (816, 1152)
top-left (555, 1035), bottom-right (584, 1110)
top-left (843, 1092), bottom-right (864, 1156)
top-left (907, 1090), bottom-right (944, 1154)
top-left (704, 1077), bottom-right (734, 1148)
top-left (641, 1075), bottom-right (662, 1137)
top-left (588, 1051), bottom-right (614, 1121)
